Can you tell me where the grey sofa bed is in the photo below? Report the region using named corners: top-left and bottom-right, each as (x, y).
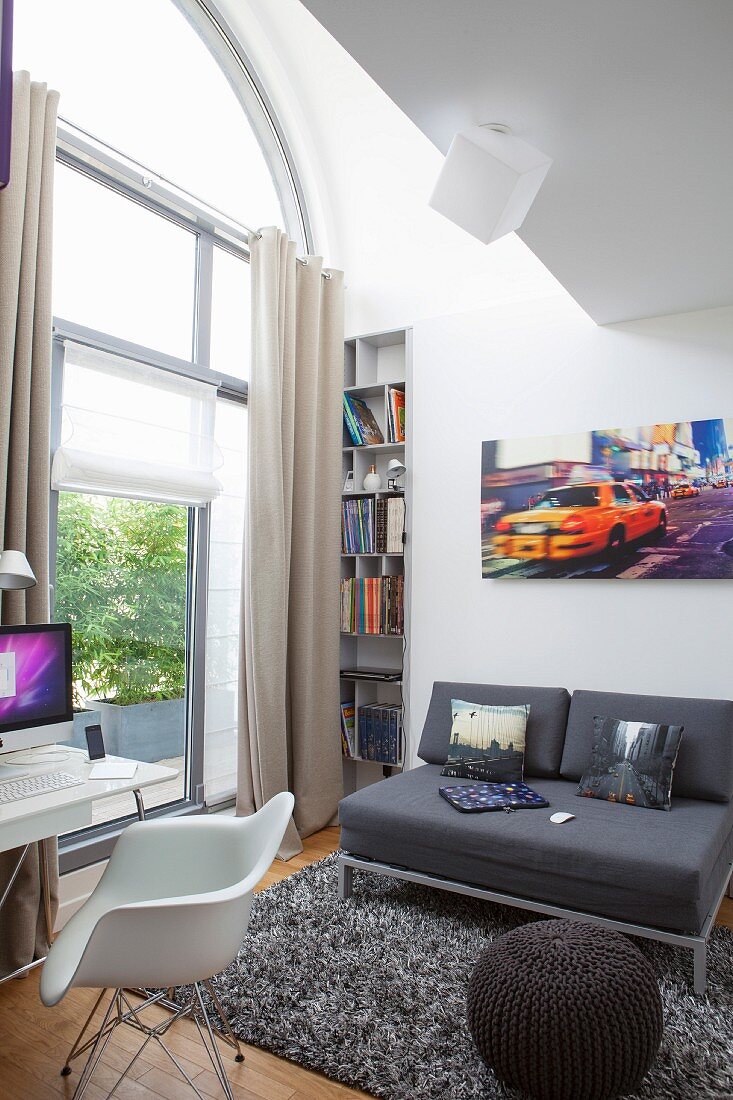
top-left (338, 682), bottom-right (733, 993)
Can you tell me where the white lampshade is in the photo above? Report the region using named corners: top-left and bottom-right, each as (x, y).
top-left (387, 458), bottom-right (406, 478)
top-left (0, 550), bottom-right (37, 590)
top-left (429, 126), bottom-right (552, 245)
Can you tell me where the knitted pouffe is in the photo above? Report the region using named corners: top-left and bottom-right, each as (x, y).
top-left (466, 919), bottom-right (663, 1100)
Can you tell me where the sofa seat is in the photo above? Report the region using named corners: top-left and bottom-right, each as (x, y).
top-left (339, 765), bottom-right (733, 934)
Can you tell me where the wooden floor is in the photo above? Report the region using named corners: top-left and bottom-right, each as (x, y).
top-left (1, 827), bottom-right (731, 1100)
top-left (0, 827), bottom-right (367, 1100)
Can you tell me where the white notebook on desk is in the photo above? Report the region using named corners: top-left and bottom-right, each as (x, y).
top-left (89, 762), bottom-right (138, 780)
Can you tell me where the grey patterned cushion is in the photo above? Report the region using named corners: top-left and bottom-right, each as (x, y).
top-left (577, 716), bottom-right (683, 810)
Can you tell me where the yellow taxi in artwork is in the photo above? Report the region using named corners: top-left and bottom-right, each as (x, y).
top-left (670, 482), bottom-right (699, 499)
top-left (493, 482), bottom-right (667, 562)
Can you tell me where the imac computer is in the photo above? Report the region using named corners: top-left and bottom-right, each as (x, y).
top-left (0, 623), bottom-right (73, 779)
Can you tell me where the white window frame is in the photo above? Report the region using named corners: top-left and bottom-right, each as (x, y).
top-left (53, 107), bottom-right (293, 870)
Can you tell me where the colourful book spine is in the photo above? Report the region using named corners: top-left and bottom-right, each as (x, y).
top-left (343, 395), bottom-right (362, 445)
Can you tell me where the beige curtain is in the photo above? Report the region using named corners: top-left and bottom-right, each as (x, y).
top-left (237, 226), bottom-right (344, 859)
top-left (0, 72), bottom-right (60, 976)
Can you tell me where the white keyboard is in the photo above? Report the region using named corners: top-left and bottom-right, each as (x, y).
top-left (0, 771), bottom-right (84, 804)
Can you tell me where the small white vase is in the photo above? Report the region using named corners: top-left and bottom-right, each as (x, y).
top-left (363, 465), bottom-right (382, 492)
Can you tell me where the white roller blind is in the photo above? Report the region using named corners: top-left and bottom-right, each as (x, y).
top-left (52, 342), bottom-right (223, 506)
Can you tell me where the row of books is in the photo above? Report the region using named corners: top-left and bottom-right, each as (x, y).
top-left (341, 497), bottom-right (405, 554)
top-left (343, 387), bottom-right (406, 446)
top-left (340, 575), bottom-right (404, 635)
top-left (340, 702), bottom-right (403, 763)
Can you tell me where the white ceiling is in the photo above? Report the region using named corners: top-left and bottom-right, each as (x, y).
top-left (300, 0), bottom-right (733, 325)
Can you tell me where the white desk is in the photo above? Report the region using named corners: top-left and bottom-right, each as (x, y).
top-left (0, 746), bottom-right (177, 852)
top-left (0, 746), bottom-right (178, 983)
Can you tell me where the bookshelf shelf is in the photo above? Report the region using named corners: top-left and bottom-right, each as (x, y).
top-left (340, 673), bottom-right (403, 684)
top-left (342, 490), bottom-right (404, 498)
top-left (345, 380), bottom-right (405, 400)
top-left (348, 756), bottom-right (404, 767)
top-left (340, 327), bottom-right (411, 792)
top-left (340, 632), bottom-right (404, 638)
top-left (342, 441), bottom-right (405, 454)
top-left (341, 552), bottom-right (403, 558)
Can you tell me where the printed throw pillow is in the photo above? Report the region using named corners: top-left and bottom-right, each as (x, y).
top-left (577, 715), bottom-right (683, 811)
top-left (440, 700), bottom-right (529, 784)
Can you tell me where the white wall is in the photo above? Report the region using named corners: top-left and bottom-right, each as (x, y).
top-left (220, 0), bottom-right (565, 336)
top-left (409, 297), bottom-right (733, 765)
top-left (218, 0), bottom-right (733, 769)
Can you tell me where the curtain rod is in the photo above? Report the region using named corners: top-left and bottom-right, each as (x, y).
top-left (57, 116), bottom-right (332, 278)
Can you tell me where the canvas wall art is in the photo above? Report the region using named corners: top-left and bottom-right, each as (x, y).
top-left (481, 418), bottom-right (733, 578)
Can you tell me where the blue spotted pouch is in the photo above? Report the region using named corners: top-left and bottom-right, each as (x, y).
top-left (439, 782), bottom-right (549, 814)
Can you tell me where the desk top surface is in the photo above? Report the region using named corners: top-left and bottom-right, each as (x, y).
top-left (0, 746), bottom-right (178, 831)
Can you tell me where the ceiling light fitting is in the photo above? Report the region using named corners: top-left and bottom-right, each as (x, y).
top-left (429, 123), bottom-right (552, 244)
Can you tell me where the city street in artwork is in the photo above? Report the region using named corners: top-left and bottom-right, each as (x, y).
top-left (578, 718), bottom-right (680, 810)
top-left (481, 418), bottom-right (733, 578)
top-left (442, 701), bottom-right (527, 781)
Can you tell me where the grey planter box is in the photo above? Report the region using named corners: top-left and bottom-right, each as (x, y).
top-left (92, 698), bottom-right (186, 763)
top-left (68, 709), bottom-right (103, 751)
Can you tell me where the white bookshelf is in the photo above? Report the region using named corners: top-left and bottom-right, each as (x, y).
top-left (340, 328), bottom-right (411, 795)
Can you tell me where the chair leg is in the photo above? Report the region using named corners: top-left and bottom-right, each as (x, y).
top-left (194, 982), bottom-right (235, 1100)
top-left (72, 989), bottom-right (121, 1100)
top-left (203, 978), bottom-right (245, 1062)
top-left (61, 987), bottom-right (110, 1076)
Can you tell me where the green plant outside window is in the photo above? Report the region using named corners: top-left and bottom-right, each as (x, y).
top-left (55, 493), bottom-right (188, 709)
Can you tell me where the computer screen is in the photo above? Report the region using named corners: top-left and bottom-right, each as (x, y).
top-left (0, 623), bottom-right (73, 735)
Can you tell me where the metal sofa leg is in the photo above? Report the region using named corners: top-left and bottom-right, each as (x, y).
top-left (692, 940), bottom-right (707, 995)
top-left (338, 856), bottom-right (353, 900)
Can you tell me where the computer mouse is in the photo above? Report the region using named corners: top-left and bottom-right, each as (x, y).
top-left (550, 812), bottom-right (576, 824)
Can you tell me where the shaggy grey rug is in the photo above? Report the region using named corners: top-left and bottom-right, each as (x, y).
top-left (214, 854), bottom-right (733, 1099)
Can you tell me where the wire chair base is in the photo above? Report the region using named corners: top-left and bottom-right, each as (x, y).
top-left (60, 981), bottom-right (244, 1099)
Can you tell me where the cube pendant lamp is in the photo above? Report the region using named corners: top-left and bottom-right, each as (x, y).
top-left (429, 124), bottom-right (552, 244)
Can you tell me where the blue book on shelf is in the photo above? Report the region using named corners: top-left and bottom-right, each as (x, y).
top-left (345, 393), bottom-right (384, 446)
top-left (383, 707), bottom-right (393, 762)
top-left (343, 395), bottom-right (363, 445)
top-left (358, 711), bottom-right (367, 760)
top-left (374, 707), bottom-right (384, 762)
top-left (366, 705), bottom-right (375, 761)
top-left (389, 706), bottom-right (400, 764)
top-left (380, 707), bottom-right (392, 762)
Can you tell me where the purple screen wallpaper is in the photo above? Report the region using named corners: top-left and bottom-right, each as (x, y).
top-left (0, 630), bottom-right (69, 729)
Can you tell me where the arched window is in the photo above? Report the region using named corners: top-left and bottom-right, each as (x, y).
top-left (13, 0), bottom-right (301, 233)
top-left (13, 0), bottom-right (295, 847)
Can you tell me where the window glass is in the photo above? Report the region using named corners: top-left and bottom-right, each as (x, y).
top-left (13, 0), bottom-right (284, 228)
top-left (55, 493), bottom-right (189, 824)
top-left (53, 165), bottom-right (196, 358)
top-left (532, 486), bottom-right (599, 509)
top-left (210, 247), bottom-right (251, 380)
top-left (612, 485), bottom-right (631, 503)
top-left (204, 400), bottom-right (246, 804)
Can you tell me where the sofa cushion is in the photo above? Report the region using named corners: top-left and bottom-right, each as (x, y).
top-left (418, 682), bottom-right (570, 778)
top-left (561, 690), bottom-right (733, 803)
top-left (440, 700), bottom-right (529, 783)
top-left (339, 765), bottom-right (733, 934)
top-left (576, 716), bottom-right (683, 811)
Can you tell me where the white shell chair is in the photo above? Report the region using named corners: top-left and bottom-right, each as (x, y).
top-left (40, 791), bottom-right (294, 1099)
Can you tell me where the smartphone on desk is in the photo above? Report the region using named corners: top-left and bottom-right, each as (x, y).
top-left (85, 724), bottom-right (106, 762)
